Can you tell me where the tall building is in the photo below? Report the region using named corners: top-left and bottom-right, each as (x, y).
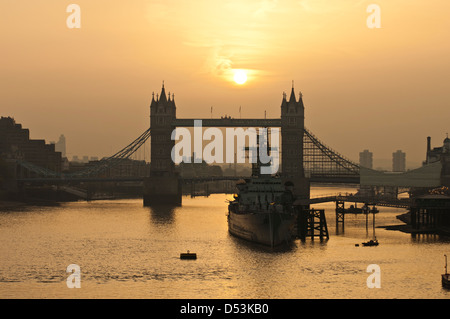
top-left (55, 134), bottom-right (66, 158)
top-left (359, 149), bottom-right (373, 169)
top-left (392, 150), bottom-right (406, 172)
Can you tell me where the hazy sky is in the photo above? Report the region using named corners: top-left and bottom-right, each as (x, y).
top-left (1, 0), bottom-right (449, 168)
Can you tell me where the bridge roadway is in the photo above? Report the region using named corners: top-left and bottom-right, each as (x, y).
top-left (16, 176), bottom-right (247, 183)
top-left (17, 175), bottom-right (360, 184)
top-left (17, 176), bottom-right (410, 208)
top-left (17, 177), bottom-right (146, 183)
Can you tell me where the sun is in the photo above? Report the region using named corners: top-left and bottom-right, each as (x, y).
top-left (233, 69), bottom-right (247, 85)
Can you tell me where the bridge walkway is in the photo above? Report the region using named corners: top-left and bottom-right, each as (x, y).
top-left (294, 193), bottom-right (411, 209)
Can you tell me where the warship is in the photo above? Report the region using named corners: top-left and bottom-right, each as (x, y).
top-left (227, 135), bottom-right (297, 247)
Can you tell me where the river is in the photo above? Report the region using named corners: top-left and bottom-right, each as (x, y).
top-left (0, 186), bottom-right (449, 299)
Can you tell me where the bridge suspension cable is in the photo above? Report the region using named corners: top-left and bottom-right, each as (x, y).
top-left (18, 126), bottom-right (360, 182)
top-left (67, 128), bottom-right (151, 177)
top-left (17, 128), bottom-right (151, 178)
top-left (303, 127), bottom-right (360, 177)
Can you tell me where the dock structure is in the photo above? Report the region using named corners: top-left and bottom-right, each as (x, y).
top-left (410, 195), bottom-right (450, 235)
top-left (294, 194), bottom-right (411, 209)
top-left (294, 193), bottom-right (403, 230)
top-left (296, 208), bottom-right (329, 241)
top-left (334, 200), bottom-right (379, 229)
top-left (336, 200), bottom-right (346, 228)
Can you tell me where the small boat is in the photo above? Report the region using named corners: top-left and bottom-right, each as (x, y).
top-left (442, 255), bottom-right (450, 289)
top-left (362, 239), bottom-right (379, 247)
top-left (180, 251), bottom-right (197, 260)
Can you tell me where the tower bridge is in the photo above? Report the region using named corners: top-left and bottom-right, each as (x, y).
top-left (12, 83), bottom-right (447, 207)
top-left (10, 84), bottom-right (367, 205)
top-left (15, 83), bottom-right (424, 206)
top-left (144, 83), bottom-right (350, 205)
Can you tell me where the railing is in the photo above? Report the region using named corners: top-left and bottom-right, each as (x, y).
top-left (296, 193), bottom-right (412, 209)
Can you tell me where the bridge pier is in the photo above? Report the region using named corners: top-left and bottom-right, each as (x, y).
top-left (336, 200), bottom-right (345, 229)
top-left (286, 177), bottom-right (310, 200)
top-left (143, 174), bottom-right (182, 206)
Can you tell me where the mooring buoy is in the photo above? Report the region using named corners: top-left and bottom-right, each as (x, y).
top-left (180, 250), bottom-right (197, 260)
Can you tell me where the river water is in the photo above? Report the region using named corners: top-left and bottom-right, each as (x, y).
top-left (0, 186), bottom-right (449, 299)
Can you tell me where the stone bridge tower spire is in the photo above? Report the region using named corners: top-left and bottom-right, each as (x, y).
top-left (150, 82), bottom-right (176, 176)
top-left (281, 84), bottom-right (309, 199)
top-left (144, 83), bottom-right (181, 206)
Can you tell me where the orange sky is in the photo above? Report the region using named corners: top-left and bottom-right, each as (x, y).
top-left (1, 0), bottom-right (449, 168)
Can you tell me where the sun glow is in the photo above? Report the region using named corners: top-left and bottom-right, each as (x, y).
top-left (233, 69), bottom-right (248, 85)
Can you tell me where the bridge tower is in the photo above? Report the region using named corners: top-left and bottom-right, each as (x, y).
top-left (280, 85), bottom-right (310, 199)
top-left (143, 83), bottom-right (182, 206)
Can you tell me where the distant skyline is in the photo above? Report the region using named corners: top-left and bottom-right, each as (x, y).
top-left (1, 1), bottom-right (449, 168)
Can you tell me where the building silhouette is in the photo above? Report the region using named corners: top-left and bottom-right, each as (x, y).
top-left (424, 135), bottom-right (450, 165)
top-left (55, 134), bottom-right (66, 158)
top-left (359, 149), bottom-right (373, 169)
top-left (0, 117), bottom-right (62, 176)
top-left (392, 150), bottom-right (406, 172)
top-left (423, 135), bottom-right (450, 187)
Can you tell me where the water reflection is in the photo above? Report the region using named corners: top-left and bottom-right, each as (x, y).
top-left (147, 205), bottom-right (177, 225)
top-left (2, 192), bottom-right (450, 298)
top-left (410, 233), bottom-right (450, 243)
top-left (228, 233), bottom-right (297, 254)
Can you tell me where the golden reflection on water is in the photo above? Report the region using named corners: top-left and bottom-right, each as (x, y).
top-left (0, 186), bottom-right (449, 298)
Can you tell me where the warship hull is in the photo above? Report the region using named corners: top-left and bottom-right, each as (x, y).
top-left (227, 210), bottom-right (296, 247)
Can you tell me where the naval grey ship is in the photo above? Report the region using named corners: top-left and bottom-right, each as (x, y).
top-left (227, 135), bottom-right (297, 247)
